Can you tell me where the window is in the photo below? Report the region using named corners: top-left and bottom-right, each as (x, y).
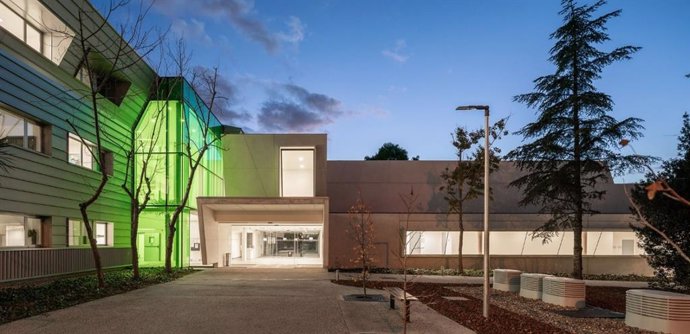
top-left (68, 219), bottom-right (88, 246)
top-left (0, 2), bottom-right (41, 53)
top-left (95, 222), bottom-right (107, 246)
top-left (281, 148), bottom-right (315, 197)
top-left (0, 106), bottom-right (44, 153)
top-left (68, 133), bottom-right (95, 169)
top-left (68, 220), bottom-right (113, 246)
top-left (405, 231), bottom-right (482, 255)
top-left (0, 213), bottom-right (41, 247)
top-left (0, 0), bottom-right (74, 64)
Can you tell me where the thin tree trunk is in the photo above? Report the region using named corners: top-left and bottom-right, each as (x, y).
top-left (573, 216), bottom-right (583, 279)
top-left (130, 203), bottom-right (140, 279)
top-left (571, 22), bottom-right (583, 279)
top-left (165, 222), bottom-right (176, 273)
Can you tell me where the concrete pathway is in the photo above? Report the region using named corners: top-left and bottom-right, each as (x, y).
top-left (0, 268), bottom-right (473, 334)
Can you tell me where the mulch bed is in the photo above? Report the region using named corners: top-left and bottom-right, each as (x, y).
top-left (333, 280), bottom-right (659, 334)
top-left (333, 280), bottom-right (565, 333)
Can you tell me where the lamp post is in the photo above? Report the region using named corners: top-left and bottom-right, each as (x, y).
top-left (455, 104), bottom-right (490, 318)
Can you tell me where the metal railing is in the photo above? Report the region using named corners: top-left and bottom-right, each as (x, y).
top-left (0, 247), bottom-right (131, 282)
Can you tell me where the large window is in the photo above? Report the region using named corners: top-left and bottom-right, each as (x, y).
top-left (405, 230), bottom-right (644, 256)
top-left (68, 220), bottom-right (113, 246)
top-left (68, 133), bottom-right (95, 169)
top-left (0, 213), bottom-right (41, 247)
top-left (281, 148), bottom-right (315, 197)
top-left (406, 231), bottom-right (481, 255)
top-left (0, 106), bottom-right (44, 153)
top-left (0, 0), bottom-right (74, 64)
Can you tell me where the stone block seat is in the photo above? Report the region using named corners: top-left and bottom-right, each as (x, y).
top-left (625, 289), bottom-right (690, 334)
top-left (519, 273), bottom-right (552, 300)
top-left (541, 276), bottom-right (586, 309)
top-left (493, 269), bottom-right (522, 293)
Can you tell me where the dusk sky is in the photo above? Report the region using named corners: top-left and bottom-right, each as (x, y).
top-left (97, 0), bottom-right (689, 181)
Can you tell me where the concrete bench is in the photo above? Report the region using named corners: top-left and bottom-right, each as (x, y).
top-left (626, 289), bottom-right (690, 334)
top-left (542, 276), bottom-right (586, 309)
top-left (520, 273), bottom-right (552, 299)
top-left (384, 287), bottom-right (418, 322)
top-left (493, 269), bottom-right (522, 292)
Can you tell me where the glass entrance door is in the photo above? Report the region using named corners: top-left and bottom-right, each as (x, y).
top-left (263, 231), bottom-right (320, 258)
top-left (229, 224), bottom-right (322, 266)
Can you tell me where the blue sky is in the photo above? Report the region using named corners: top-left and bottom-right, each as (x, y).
top-left (96, 0), bottom-right (689, 179)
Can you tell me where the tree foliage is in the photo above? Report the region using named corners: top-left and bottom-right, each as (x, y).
top-left (365, 142), bottom-right (417, 160)
top-left (631, 113), bottom-right (690, 289)
top-left (439, 120), bottom-right (506, 271)
top-left (506, 0), bottom-right (651, 279)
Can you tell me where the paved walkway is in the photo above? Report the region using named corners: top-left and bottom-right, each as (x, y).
top-left (0, 268), bottom-right (473, 334)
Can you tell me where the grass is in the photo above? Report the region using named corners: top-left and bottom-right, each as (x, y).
top-left (0, 267), bottom-right (196, 325)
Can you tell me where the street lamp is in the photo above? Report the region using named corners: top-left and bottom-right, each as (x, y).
top-left (456, 104), bottom-right (490, 319)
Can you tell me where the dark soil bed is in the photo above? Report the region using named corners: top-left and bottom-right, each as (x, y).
top-left (333, 280), bottom-right (663, 333)
top-left (333, 280), bottom-right (566, 334)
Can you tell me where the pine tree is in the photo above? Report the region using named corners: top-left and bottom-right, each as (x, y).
top-left (507, 0), bottom-right (651, 279)
top-left (632, 113), bottom-right (690, 288)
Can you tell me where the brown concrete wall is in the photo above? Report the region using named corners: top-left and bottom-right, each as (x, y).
top-left (327, 212), bottom-right (654, 276)
top-left (223, 134), bottom-right (327, 197)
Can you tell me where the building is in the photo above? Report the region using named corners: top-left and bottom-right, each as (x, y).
top-left (0, 0), bottom-right (652, 283)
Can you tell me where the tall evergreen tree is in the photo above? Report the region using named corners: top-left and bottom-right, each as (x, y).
top-left (632, 113), bottom-right (690, 288)
top-left (507, 0), bottom-right (650, 279)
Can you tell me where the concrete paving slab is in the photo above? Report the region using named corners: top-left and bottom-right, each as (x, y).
top-left (0, 268), bottom-right (473, 334)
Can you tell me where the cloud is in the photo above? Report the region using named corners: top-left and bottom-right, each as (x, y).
top-left (382, 39), bottom-right (409, 63)
top-left (276, 16), bottom-right (305, 45)
top-left (257, 83), bottom-right (344, 132)
top-left (153, 0), bottom-right (305, 54)
top-left (170, 18), bottom-right (212, 44)
top-left (191, 66), bottom-right (252, 126)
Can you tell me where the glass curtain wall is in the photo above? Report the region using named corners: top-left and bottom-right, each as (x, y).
top-left (134, 78), bottom-right (223, 267)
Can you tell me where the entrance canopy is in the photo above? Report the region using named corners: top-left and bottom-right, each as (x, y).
top-left (196, 197), bottom-right (329, 268)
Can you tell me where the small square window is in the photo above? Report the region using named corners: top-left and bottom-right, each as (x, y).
top-left (68, 133), bottom-right (96, 170)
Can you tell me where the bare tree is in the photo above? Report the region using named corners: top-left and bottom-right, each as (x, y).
top-left (398, 188), bottom-right (420, 333)
top-left (347, 192), bottom-right (376, 296)
top-left (163, 41), bottom-right (226, 272)
top-left (64, 0), bottom-right (161, 287)
top-left (119, 79), bottom-right (171, 279)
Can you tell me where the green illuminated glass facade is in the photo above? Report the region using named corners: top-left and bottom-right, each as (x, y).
top-left (134, 79), bottom-right (223, 267)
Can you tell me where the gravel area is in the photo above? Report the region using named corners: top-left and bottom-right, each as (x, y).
top-left (446, 286), bottom-right (656, 334)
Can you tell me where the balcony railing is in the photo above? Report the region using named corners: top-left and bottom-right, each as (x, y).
top-left (0, 247), bottom-right (131, 282)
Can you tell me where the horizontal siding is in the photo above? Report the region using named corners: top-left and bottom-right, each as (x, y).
top-left (0, 37), bottom-right (155, 249)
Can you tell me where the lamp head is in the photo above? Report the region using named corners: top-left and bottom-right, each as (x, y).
top-left (456, 105), bottom-right (489, 111)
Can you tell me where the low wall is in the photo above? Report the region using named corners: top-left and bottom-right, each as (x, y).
top-left (401, 255), bottom-right (653, 275)
top-left (0, 247), bottom-right (132, 282)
